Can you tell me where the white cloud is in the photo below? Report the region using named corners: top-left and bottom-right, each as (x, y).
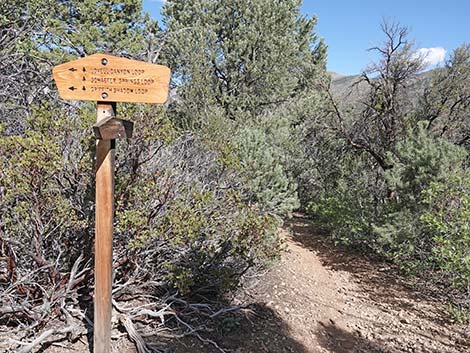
top-left (415, 47), bottom-right (447, 67)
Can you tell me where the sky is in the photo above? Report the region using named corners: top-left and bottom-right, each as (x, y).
top-left (143, 0), bottom-right (470, 75)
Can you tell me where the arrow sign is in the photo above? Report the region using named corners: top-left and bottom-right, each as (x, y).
top-left (53, 54), bottom-right (171, 104)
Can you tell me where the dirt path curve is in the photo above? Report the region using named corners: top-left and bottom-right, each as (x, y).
top-left (178, 215), bottom-right (469, 353)
top-left (14, 216), bottom-right (467, 353)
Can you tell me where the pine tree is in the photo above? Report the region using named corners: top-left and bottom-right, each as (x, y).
top-left (162, 0), bottom-right (327, 216)
top-left (162, 0), bottom-right (327, 124)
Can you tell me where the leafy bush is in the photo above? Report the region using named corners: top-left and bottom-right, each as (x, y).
top-left (0, 104), bottom-right (282, 327)
top-left (307, 149), bottom-right (386, 249)
top-left (308, 121), bottom-right (470, 293)
top-left (0, 106), bottom-right (95, 326)
top-left (420, 174), bottom-right (470, 292)
top-left (116, 123), bottom-right (282, 296)
top-left (235, 126), bottom-right (299, 217)
top-left (373, 124), bottom-right (468, 281)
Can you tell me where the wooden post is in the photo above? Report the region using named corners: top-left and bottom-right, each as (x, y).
top-left (94, 102), bottom-right (116, 353)
top-left (52, 53), bottom-right (170, 353)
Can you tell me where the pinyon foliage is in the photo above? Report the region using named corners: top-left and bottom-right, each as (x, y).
top-left (0, 0), bottom-right (328, 350)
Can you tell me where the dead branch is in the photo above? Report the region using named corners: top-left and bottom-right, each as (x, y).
top-left (120, 315), bottom-right (164, 353)
top-left (13, 325), bottom-right (78, 353)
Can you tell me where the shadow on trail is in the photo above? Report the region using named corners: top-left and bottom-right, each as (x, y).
top-left (162, 303), bottom-right (391, 353)
top-left (154, 303), bottom-right (311, 353)
top-left (315, 321), bottom-right (461, 353)
top-left (316, 322), bottom-right (385, 353)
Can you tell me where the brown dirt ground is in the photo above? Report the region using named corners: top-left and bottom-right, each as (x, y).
top-left (2, 215), bottom-right (469, 352)
top-left (167, 216), bottom-right (469, 353)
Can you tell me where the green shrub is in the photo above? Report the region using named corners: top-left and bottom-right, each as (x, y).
top-left (307, 122), bottom-right (470, 294)
top-left (420, 174), bottom-right (470, 292)
top-left (0, 104), bottom-right (283, 325)
top-left (112, 108), bottom-right (284, 297)
top-left (307, 151), bottom-right (385, 248)
top-left (446, 302), bottom-right (470, 325)
top-left (0, 107), bottom-right (96, 324)
top-left (235, 127), bottom-right (299, 217)
top-left (373, 123), bottom-right (469, 288)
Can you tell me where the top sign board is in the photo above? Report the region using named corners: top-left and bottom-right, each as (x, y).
top-left (53, 54), bottom-right (171, 104)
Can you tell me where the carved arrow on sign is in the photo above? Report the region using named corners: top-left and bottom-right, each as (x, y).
top-left (68, 68), bottom-right (77, 72)
top-left (68, 86), bottom-right (77, 91)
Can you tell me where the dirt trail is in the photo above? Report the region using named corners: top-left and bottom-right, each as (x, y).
top-left (6, 216), bottom-right (468, 353)
top-left (175, 215), bottom-right (469, 353)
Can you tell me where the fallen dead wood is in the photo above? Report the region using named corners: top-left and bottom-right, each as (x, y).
top-left (13, 325), bottom-right (78, 353)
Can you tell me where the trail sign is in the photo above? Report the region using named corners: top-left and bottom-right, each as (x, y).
top-left (53, 54), bottom-right (171, 103)
top-left (52, 54), bottom-right (171, 353)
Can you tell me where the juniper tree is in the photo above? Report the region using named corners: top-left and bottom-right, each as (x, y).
top-left (44, 0), bottom-right (155, 57)
top-left (163, 0), bottom-right (326, 122)
top-left (418, 44), bottom-right (470, 149)
top-left (162, 0), bottom-right (327, 215)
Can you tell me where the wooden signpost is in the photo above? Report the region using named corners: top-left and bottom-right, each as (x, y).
top-left (53, 54), bottom-right (171, 353)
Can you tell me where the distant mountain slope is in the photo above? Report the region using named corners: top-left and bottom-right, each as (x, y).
top-left (329, 72), bottom-right (363, 103)
top-left (329, 71), bottom-right (348, 81)
top-left (329, 69), bottom-right (437, 107)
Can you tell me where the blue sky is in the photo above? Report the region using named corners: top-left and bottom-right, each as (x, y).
top-left (143, 0), bottom-right (470, 75)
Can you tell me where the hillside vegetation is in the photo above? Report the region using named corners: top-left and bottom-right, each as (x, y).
top-left (0, 1), bottom-right (468, 351)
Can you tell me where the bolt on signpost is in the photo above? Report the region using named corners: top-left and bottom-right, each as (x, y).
top-left (53, 54), bottom-right (171, 353)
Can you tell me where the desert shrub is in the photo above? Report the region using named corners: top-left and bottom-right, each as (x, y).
top-left (446, 302), bottom-right (470, 325)
top-left (310, 122), bottom-right (470, 293)
top-left (0, 106), bottom-right (95, 325)
top-left (384, 123), bottom-right (466, 208)
top-left (420, 174), bottom-right (470, 292)
top-left (0, 103), bottom-right (282, 328)
top-left (308, 121), bottom-right (470, 295)
top-left (235, 126), bottom-right (299, 217)
top-left (114, 116), bottom-right (282, 296)
top-left (307, 154), bottom-right (378, 248)
top-left (373, 124), bottom-right (468, 276)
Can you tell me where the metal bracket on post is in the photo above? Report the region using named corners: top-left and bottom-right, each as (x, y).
top-left (93, 117), bottom-right (134, 140)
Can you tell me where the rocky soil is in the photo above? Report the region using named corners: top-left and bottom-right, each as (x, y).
top-left (171, 216), bottom-right (469, 353)
top-left (2, 215), bottom-right (468, 353)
